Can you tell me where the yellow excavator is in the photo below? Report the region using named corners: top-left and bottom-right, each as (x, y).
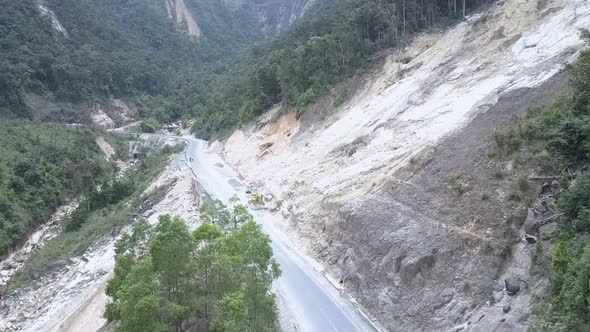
top-left (248, 193), bottom-right (265, 210)
top-left (249, 193), bottom-right (263, 204)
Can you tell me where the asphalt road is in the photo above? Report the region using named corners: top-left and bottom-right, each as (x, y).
top-left (185, 138), bottom-right (378, 332)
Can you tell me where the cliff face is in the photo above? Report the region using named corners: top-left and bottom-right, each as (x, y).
top-left (251, 0), bottom-right (313, 36)
top-left (223, 0), bottom-right (313, 37)
top-left (165, 0), bottom-right (201, 39)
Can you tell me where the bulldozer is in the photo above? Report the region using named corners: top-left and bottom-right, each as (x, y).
top-left (248, 193), bottom-right (265, 209)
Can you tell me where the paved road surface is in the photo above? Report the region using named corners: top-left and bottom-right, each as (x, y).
top-left (185, 138), bottom-right (378, 332)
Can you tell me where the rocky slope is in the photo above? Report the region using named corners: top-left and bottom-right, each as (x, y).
top-left (213, 0), bottom-right (590, 330)
top-left (166, 0), bottom-right (201, 39)
top-left (221, 0), bottom-right (312, 36)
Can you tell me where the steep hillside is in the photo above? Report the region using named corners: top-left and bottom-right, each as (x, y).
top-left (186, 0), bottom-right (496, 138)
top-left (252, 0), bottom-right (313, 36)
top-left (166, 0), bottom-right (202, 39)
top-left (0, 0), bottom-right (493, 131)
top-left (0, 0), bottom-right (264, 122)
top-left (214, 0), bottom-right (590, 330)
top-left (0, 122), bottom-right (113, 255)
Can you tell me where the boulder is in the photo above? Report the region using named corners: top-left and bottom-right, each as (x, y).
top-left (400, 254), bottom-right (436, 285)
top-left (46, 258), bottom-right (68, 269)
top-left (1, 262), bottom-right (16, 271)
top-left (29, 270), bottom-right (40, 280)
top-left (504, 276), bottom-right (520, 295)
top-left (12, 255), bottom-right (25, 263)
top-left (524, 234), bottom-right (537, 244)
top-left (503, 305), bottom-right (511, 313)
top-left (492, 290), bottom-right (504, 303)
top-left (433, 288), bottom-right (455, 310)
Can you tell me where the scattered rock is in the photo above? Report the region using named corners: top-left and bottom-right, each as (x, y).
top-left (524, 234), bottom-right (537, 244)
top-left (505, 276), bottom-right (520, 295)
top-left (433, 288), bottom-right (455, 310)
top-left (46, 258), bottom-right (68, 269)
top-left (12, 255), bottom-right (25, 263)
top-left (492, 290), bottom-right (504, 303)
top-left (259, 142), bottom-right (274, 151)
top-left (491, 27), bottom-right (505, 40)
top-left (1, 262), bottom-right (16, 271)
top-left (503, 305), bottom-right (511, 313)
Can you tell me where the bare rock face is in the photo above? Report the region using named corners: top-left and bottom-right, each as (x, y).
top-left (223, 0), bottom-right (313, 37)
top-left (165, 0), bottom-right (201, 39)
top-left (504, 276), bottom-right (520, 295)
top-left (253, 0), bottom-right (313, 36)
top-left (399, 254), bottom-right (436, 285)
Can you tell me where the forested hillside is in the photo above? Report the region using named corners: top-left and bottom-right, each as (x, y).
top-left (1, 0), bottom-right (494, 136)
top-left (494, 37), bottom-right (590, 331)
top-left (0, 122), bottom-right (112, 254)
top-left (183, 0), bottom-right (495, 138)
top-left (0, 0), bottom-right (261, 119)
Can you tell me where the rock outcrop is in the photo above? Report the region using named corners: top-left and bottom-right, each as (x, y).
top-left (223, 0), bottom-right (313, 37)
top-left (165, 0), bottom-right (201, 39)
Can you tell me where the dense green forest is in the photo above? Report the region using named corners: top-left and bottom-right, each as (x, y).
top-left (1, 0), bottom-right (493, 137)
top-left (106, 203), bottom-right (280, 331)
top-left (0, 0), bottom-right (261, 119)
top-left (0, 122), bottom-right (112, 254)
top-left (8, 142), bottom-right (184, 289)
top-left (492, 33), bottom-right (590, 331)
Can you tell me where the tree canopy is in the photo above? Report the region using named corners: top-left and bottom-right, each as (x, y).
top-left (106, 201), bottom-right (281, 331)
top-left (0, 122), bottom-right (112, 254)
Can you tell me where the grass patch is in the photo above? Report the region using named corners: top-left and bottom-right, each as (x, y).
top-left (494, 121), bottom-right (527, 156)
top-left (463, 280), bottom-right (472, 293)
top-left (508, 175), bottom-right (529, 202)
top-left (449, 176), bottom-right (470, 195)
top-left (8, 207), bottom-right (131, 290)
top-left (103, 132), bottom-right (130, 161)
top-left (333, 90), bottom-right (350, 108)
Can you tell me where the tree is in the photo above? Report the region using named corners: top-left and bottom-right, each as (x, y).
top-left (210, 292), bottom-right (249, 332)
top-left (116, 261), bottom-right (167, 332)
top-left (150, 215), bottom-right (197, 322)
top-left (107, 213), bottom-right (280, 331)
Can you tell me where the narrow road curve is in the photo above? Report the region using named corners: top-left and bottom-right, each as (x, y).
top-left (185, 137), bottom-right (379, 332)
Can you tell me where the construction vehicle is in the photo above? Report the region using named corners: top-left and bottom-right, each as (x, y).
top-left (248, 193), bottom-right (265, 209)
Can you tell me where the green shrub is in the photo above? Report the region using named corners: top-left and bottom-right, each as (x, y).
top-left (494, 124), bottom-right (525, 155)
top-left (449, 176), bottom-right (470, 195)
top-left (140, 118), bottom-right (160, 133)
top-left (0, 122), bottom-right (111, 255)
top-left (333, 90), bottom-right (350, 108)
